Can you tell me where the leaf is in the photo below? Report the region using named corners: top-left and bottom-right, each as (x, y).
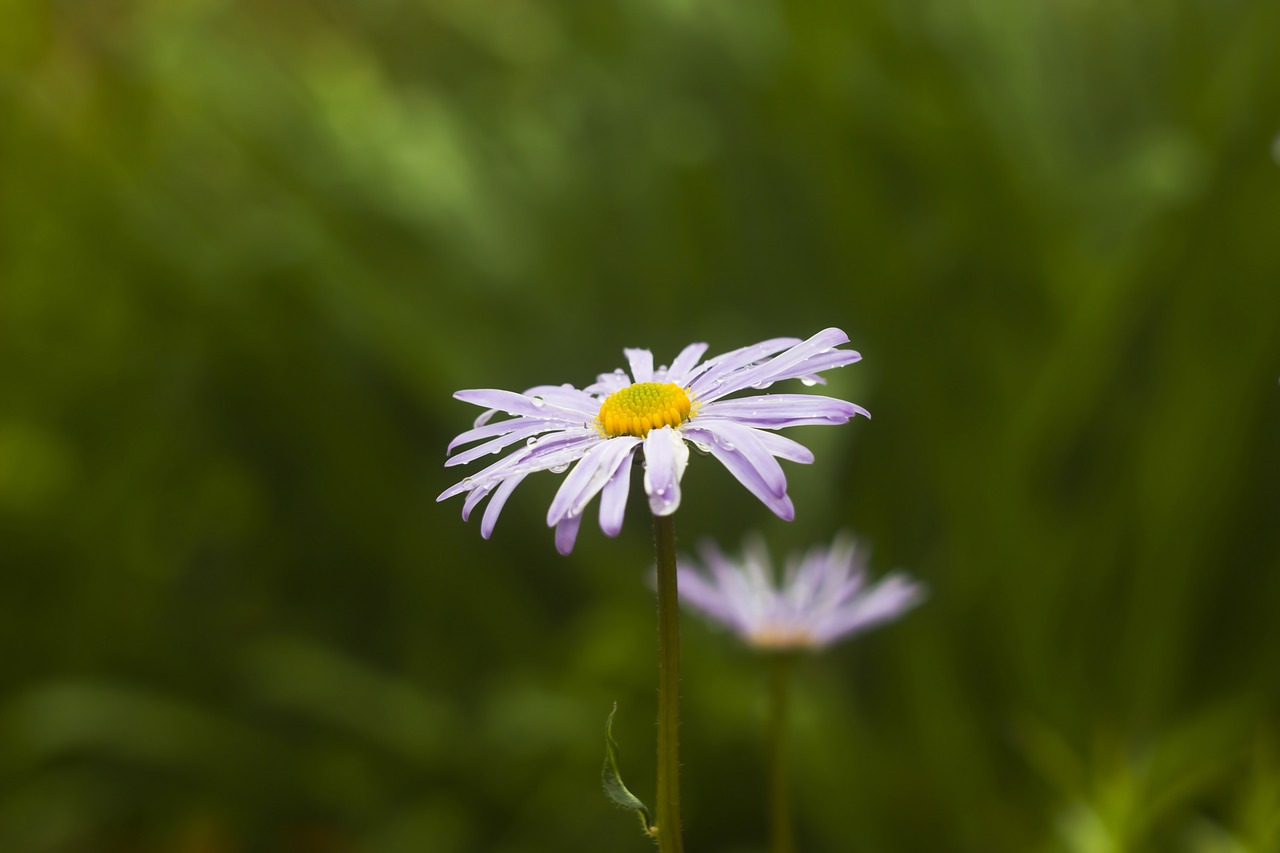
top-left (602, 702), bottom-right (653, 835)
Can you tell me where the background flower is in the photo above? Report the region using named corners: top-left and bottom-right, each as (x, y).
top-left (678, 533), bottom-right (925, 651)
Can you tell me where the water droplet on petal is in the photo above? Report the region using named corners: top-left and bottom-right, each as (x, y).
top-left (526, 436), bottom-right (540, 447)
top-left (691, 440), bottom-right (711, 454)
top-left (550, 463), bottom-right (570, 474)
top-left (531, 395), bottom-right (546, 407)
top-left (800, 377), bottom-right (819, 387)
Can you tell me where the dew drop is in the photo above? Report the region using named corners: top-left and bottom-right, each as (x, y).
top-left (530, 395), bottom-right (546, 407)
top-left (526, 436), bottom-right (540, 447)
top-left (691, 440), bottom-right (711, 454)
top-left (550, 463), bottom-right (570, 474)
top-left (800, 377), bottom-right (819, 387)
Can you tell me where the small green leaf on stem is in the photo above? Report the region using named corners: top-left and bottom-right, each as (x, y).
top-left (603, 702), bottom-right (654, 835)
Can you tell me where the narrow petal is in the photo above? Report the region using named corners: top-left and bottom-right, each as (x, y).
top-left (723, 328), bottom-right (854, 394)
top-left (625, 348), bottom-right (654, 384)
top-left (455, 389), bottom-right (589, 422)
top-left (677, 564), bottom-right (747, 630)
top-left (555, 512), bottom-right (583, 555)
top-left (665, 342), bottom-right (709, 386)
top-left (480, 472), bottom-right (528, 539)
top-left (546, 436), bottom-right (641, 526)
top-left (446, 421), bottom-right (552, 467)
top-left (642, 426), bottom-right (689, 516)
top-left (437, 430), bottom-right (600, 502)
top-left (586, 369), bottom-right (630, 396)
top-left (519, 384), bottom-right (601, 416)
top-left (689, 419), bottom-right (787, 497)
top-left (686, 338), bottom-right (798, 401)
top-left (751, 430), bottom-right (815, 464)
top-left (448, 417), bottom-right (541, 455)
top-left (698, 394), bottom-right (869, 429)
top-left (461, 482), bottom-right (492, 521)
top-left (683, 427), bottom-right (795, 520)
top-left (598, 445), bottom-right (639, 536)
top-left (817, 575), bottom-right (927, 644)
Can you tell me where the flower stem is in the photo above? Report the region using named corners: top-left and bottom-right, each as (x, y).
top-left (768, 654), bottom-right (797, 853)
top-left (652, 512), bottom-right (685, 853)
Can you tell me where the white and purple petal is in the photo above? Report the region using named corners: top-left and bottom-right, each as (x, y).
top-left (547, 436), bottom-right (642, 527)
top-left (689, 418), bottom-right (788, 497)
top-left (554, 511), bottom-right (584, 556)
top-left (719, 328), bottom-right (858, 396)
top-left (446, 421), bottom-right (555, 467)
top-left (686, 337), bottom-right (799, 401)
top-left (599, 446), bottom-right (640, 537)
top-left (642, 426), bottom-right (689, 516)
top-left (624, 348), bottom-right (654, 384)
top-left (682, 426), bottom-right (795, 520)
top-left (698, 394), bottom-right (869, 429)
top-left (481, 472), bottom-right (528, 539)
top-left (454, 389), bottom-right (590, 423)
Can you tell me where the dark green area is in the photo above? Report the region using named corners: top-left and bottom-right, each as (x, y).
top-left (3, 1), bottom-right (1279, 850)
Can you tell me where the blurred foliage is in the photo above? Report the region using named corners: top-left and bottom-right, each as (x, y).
top-left (2, 0), bottom-right (1280, 850)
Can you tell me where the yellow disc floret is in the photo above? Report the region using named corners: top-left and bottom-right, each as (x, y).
top-left (597, 382), bottom-right (693, 438)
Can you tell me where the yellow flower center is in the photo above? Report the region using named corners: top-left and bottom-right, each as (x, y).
top-left (748, 627), bottom-right (817, 650)
top-left (597, 382), bottom-right (693, 438)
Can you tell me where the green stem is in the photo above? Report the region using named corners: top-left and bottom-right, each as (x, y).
top-left (652, 512), bottom-right (685, 853)
top-left (768, 655), bottom-right (797, 853)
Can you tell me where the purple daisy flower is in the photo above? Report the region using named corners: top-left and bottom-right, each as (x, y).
top-left (438, 328), bottom-right (867, 554)
top-left (677, 533), bottom-right (925, 650)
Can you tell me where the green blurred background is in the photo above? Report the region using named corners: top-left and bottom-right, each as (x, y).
top-left (3, 1), bottom-right (1280, 850)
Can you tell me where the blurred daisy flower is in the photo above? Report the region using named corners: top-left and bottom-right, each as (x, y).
top-left (677, 533), bottom-right (925, 650)
top-left (438, 328), bottom-right (866, 554)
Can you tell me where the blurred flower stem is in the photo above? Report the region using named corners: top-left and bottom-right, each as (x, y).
top-left (768, 654), bottom-right (797, 853)
top-left (652, 512), bottom-right (685, 853)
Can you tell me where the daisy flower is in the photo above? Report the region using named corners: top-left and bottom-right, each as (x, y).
top-left (677, 533), bottom-right (925, 650)
top-left (438, 328), bottom-right (867, 554)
